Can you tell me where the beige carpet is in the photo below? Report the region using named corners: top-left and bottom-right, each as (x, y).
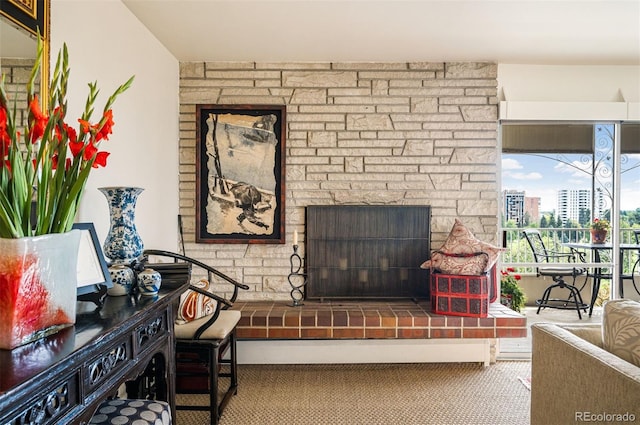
top-left (176, 361), bottom-right (531, 425)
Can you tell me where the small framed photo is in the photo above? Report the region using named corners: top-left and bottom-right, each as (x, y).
top-left (73, 222), bottom-right (112, 296)
top-left (196, 104), bottom-right (286, 244)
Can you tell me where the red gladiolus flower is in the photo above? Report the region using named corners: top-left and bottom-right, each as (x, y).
top-left (83, 142), bottom-right (98, 161)
top-left (78, 118), bottom-right (100, 140)
top-left (55, 121), bottom-right (77, 144)
top-left (66, 124), bottom-right (77, 144)
top-left (93, 151), bottom-right (110, 168)
top-left (69, 140), bottom-right (84, 157)
top-left (51, 156), bottom-right (71, 170)
top-left (507, 267), bottom-right (515, 272)
top-left (78, 118), bottom-right (91, 134)
top-left (0, 107), bottom-right (9, 150)
top-left (514, 274), bottom-right (521, 280)
top-left (29, 96), bottom-right (48, 143)
top-left (78, 118), bottom-right (99, 141)
top-left (96, 110), bottom-right (115, 142)
top-left (0, 42), bottom-right (132, 239)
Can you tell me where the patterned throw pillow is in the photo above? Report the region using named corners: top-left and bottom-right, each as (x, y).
top-left (602, 299), bottom-right (640, 367)
top-left (421, 218), bottom-right (505, 275)
top-left (176, 279), bottom-right (217, 325)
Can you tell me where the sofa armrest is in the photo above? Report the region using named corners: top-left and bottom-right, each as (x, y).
top-left (560, 324), bottom-right (603, 348)
top-left (531, 323), bottom-right (640, 425)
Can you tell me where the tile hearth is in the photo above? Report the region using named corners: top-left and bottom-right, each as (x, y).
top-left (233, 300), bottom-right (526, 340)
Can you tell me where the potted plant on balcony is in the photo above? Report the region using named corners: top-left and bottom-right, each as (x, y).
top-left (590, 218), bottom-right (610, 244)
top-left (500, 268), bottom-right (526, 312)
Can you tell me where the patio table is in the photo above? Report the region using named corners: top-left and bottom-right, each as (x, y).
top-left (563, 242), bottom-right (640, 316)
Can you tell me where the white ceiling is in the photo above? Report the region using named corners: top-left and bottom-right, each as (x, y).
top-left (122, 0), bottom-right (640, 65)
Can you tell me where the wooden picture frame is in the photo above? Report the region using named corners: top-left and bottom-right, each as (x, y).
top-left (196, 104), bottom-right (286, 243)
top-left (0, 0), bottom-right (48, 38)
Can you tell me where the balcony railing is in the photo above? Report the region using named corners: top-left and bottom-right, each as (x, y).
top-left (501, 228), bottom-right (639, 276)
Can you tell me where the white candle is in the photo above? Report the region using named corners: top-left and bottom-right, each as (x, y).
top-left (293, 230), bottom-right (298, 245)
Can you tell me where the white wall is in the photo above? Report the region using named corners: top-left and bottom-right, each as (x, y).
top-left (51, 0), bottom-right (180, 252)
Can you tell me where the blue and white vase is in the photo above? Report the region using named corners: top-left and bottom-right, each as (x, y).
top-left (99, 186), bottom-right (144, 264)
top-left (137, 268), bottom-right (162, 296)
top-left (107, 264), bottom-right (136, 296)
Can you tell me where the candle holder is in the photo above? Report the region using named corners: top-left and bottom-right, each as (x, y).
top-left (288, 244), bottom-right (307, 306)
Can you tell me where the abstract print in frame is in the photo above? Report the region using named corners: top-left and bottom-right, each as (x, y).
top-left (196, 105), bottom-right (286, 243)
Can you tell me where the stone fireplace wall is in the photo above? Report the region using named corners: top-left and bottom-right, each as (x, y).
top-left (179, 62), bottom-right (499, 301)
top-left (0, 58), bottom-right (36, 129)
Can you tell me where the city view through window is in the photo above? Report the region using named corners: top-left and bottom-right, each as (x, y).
top-left (502, 150), bottom-right (640, 230)
top-left (501, 149), bottom-right (640, 289)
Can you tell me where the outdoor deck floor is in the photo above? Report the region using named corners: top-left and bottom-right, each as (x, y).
top-left (497, 305), bottom-right (604, 359)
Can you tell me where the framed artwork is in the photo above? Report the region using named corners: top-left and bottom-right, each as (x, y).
top-left (196, 104), bottom-right (286, 243)
top-left (0, 0), bottom-right (48, 38)
top-left (73, 222), bottom-right (112, 297)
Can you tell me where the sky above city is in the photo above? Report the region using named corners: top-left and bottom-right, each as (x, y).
top-left (502, 154), bottom-right (640, 213)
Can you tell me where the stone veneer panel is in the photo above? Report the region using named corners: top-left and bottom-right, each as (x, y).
top-left (179, 62), bottom-right (499, 301)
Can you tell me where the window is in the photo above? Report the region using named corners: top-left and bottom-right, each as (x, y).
top-left (501, 122), bottom-right (640, 230)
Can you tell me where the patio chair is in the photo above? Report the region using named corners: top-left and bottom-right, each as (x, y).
top-left (142, 249), bottom-right (249, 425)
top-left (522, 229), bottom-right (588, 319)
top-left (620, 229), bottom-right (640, 298)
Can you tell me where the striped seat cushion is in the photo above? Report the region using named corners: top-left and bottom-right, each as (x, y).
top-left (175, 309), bottom-right (241, 340)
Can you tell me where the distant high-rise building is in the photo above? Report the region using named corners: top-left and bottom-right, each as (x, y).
top-left (503, 190), bottom-right (525, 225)
top-left (503, 190), bottom-right (540, 226)
top-left (557, 189), bottom-right (602, 225)
top-left (524, 197), bottom-right (540, 223)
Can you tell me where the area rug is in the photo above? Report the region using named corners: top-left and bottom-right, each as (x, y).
top-left (176, 361), bottom-right (531, 425)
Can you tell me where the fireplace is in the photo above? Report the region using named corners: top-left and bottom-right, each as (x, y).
top-left (305, 205), bottom-right (431, 300)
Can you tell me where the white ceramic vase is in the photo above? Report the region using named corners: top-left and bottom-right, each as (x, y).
top-left (0, 230), bottom-right (81, 349)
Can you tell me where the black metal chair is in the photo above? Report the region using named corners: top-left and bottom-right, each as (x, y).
top-left (621, 229), bottom-right (640, 298)
top-left (142, 249), bottom-right (249, 425)
top-left (522, 229), bottom-right (588, 319)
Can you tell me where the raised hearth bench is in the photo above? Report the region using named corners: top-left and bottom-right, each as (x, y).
top-left (232, 300), bottom-right (526, 366)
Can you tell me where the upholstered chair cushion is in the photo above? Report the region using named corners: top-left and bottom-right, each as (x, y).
top-left (175, 279), bottom-right (217, 324)
top-left (174, 309), bottom-right (241, 340)
top-left (602, 299), bottom-right (640, 367)
top-left (421, 218), bottom-right (504, 275)
top-left (89, 399), bottom-right (171, 424)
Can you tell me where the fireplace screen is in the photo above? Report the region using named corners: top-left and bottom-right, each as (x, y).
top-left (305, 205), bottom-right (431, 300)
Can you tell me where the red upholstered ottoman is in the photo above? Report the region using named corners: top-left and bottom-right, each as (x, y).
top-left (430, 272), bottom-right (490, 318)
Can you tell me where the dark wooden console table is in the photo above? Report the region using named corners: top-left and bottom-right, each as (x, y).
top-left (0, 283), bottom-right (188, 425)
